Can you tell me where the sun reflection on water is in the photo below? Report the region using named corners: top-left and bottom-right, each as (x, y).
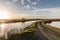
top-left (0, 23), bottom-right (6, 36)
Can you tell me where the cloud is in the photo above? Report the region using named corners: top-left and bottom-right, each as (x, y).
top-left (6, 1), bottom-right (12, 4)
top-left (27, 0), bottom-right (37, 5)
top-left (31, 2), bottom-right (37, 5)
top-left (32, 7), bottom-right (37, 9)
top-left (27, 0), bottom-right (31, 3)
top-left (21, 0), bottom-right (24, 4)
top-left (6, 0), bottom-right (18, 4)
top-left (23, 5), bottom-right (31, 9)
top-left (26, 5), bottom-right (30, 9)
top-left (23, 5), bottom-right (37, 10)
top-left (35, 7), bottom-right (60, 13)
top-left (31, 7), bottom-right (60, 17)
top-left (12, 0), bottom-right (18, 3)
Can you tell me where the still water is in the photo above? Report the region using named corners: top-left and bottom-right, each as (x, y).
top-left (0, 21), bottom-right (34, 36)
top-left (50, 22), bottom-right (60, 28)
top-left (0, 21), bottom-right (60, 37)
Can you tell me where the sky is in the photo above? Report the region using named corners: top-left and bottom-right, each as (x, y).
top-left (0, 0), bottom-right (60, 17)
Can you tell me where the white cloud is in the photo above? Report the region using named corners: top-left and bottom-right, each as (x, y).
top-left (12, 0), bottom-right (18, 3)
top-left (33, 7), bottom-right (60, 17)
top-left (32, 7), bottom-right (37, 9)
top-left (6, 0), bottom-right (18, 4)
top-left (27, 0), bottom-right (31, 3)
top-left (27, 0), bottom-right (37, 5)
top-left (21, 0), bottom-right (24, 4)
top-left (26, 5), bottom-right (30, 9)
top-left (23, 5), bottom-right (30, 9)
top-left (34, 7), bottom-right (60, 13)
top-left (31, 2), bottom-right (37, 5)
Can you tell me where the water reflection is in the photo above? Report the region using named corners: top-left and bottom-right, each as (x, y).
top-left (5, 21), bottom-right (34, 32)
top-left (0, 21), bottom-right (34, 37)
top-left (50, 22), bottom-right (60, 28)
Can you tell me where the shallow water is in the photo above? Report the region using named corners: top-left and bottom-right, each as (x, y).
top-left (0, 21), bottom-right (34, 37)
top-left (50, 22), bottom-right (60, 28)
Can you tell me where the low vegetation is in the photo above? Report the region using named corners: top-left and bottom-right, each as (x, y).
top-left (7, 23), bottom-right (36, 40)
top-left (44, 23), bottom-right (60, 33)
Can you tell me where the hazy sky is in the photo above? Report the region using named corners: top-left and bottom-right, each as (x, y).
top-left (0, 0), bottom-right (60, 17)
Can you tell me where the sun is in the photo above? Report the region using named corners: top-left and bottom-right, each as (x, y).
top-left (0, 10), bottom-right (9, 19)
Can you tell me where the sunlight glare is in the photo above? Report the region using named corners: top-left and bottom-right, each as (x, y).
top-left (0, 23), bottom-right (6, 35)
top-left (0, 10), bottom-right (9, 19)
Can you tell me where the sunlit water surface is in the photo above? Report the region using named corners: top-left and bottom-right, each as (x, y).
top-left (0, 21), bottom-right (60, 36)
top-left (0, 21), bottom-right (35, 36)
top-left (50, 22), bottom-right (60, 28)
